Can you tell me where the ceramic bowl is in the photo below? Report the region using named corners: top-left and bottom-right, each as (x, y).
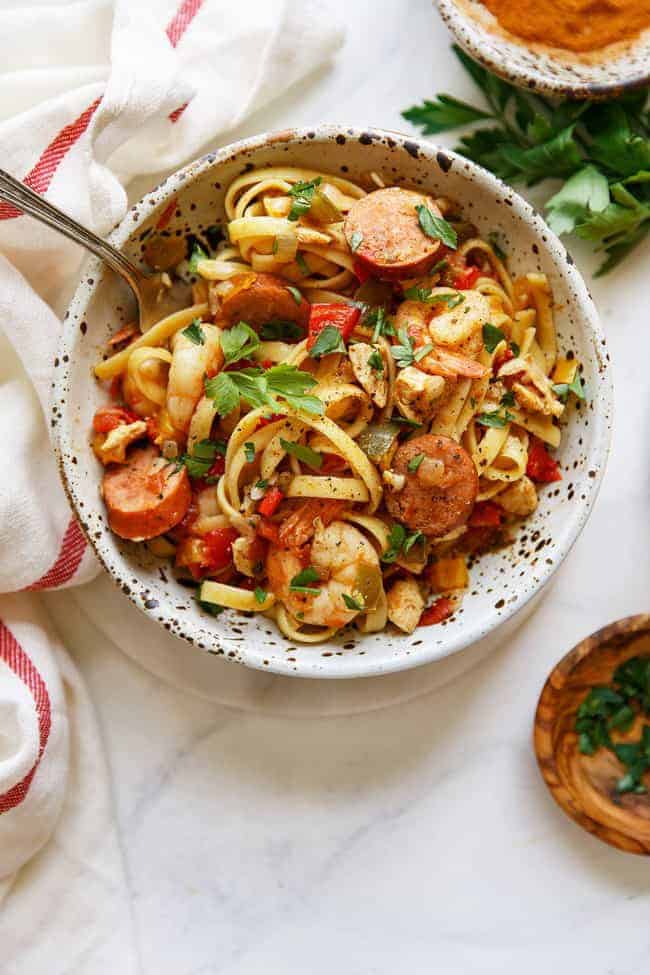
top-left (52, 125), bottom-right (613, 678)
top-left (436, 0), bottom-right (650, 98)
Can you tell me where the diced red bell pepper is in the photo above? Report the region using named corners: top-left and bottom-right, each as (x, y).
top-left (307, 303), bottom-right (361, 350)
top-left (202, 527), bottom-right (238, 572)
top-left (419, 597), bottom-right (455, 626)
top-left (257, 486), bottom-right (284, 517)
top-left (92, 405), bottom-right (139, 434)
top-left (468, 500), bottom-right (504, 528)
top-left (256, 413), bottom-right (285, 430)
top-left (453, 265), bottom-right (481, 290)
top-left (206, 455), bottom-right (225, 479)
top-left (526, 439), bottom-right (562, 483)
top-left (257, 519), bottom-right (281, 544)
top-left (353, 258), bottom-right (372, 284)
top-left (261, 359), bottom-right (274, 369)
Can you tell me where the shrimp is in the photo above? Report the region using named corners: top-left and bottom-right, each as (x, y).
top-left (166, 323), bottom-right (223, 432)
top-left (266, 520), bottom-right (383, 628)
top-left (394, 300), bottom-right (486, 380)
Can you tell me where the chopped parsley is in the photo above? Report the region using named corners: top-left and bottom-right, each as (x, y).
top-left (289, 566), bottom-right (322, 595)
top-left (288, 177), bottom-right (322, 221)
top-left (244, 442), bottom-right (256, 464)
top-left (390, 327), bottom-right (432, 368)
top-left (254, 587), bottom-right (268, 605)
top-left (382, 524), bottom-right (424, 564)
top-left (407, 452), bottom-right (425, 472)
top-left (296, 252), bottom-right (310, 277)
top-left (487, 231), bottom-right (508, 261)
top-left (475, 408), bottom-right (514, 429)
top-left (367, 348), bottom-right (384, 372)
top-left (310, 324), bottom-right (347, 359)
top-left (363, 306), bottom-right (395, 342)
top-left (403, 286), bottom-right (464, 309)
top-left (552, 371), bottom-right (587, 403)
top-left (196, 597), bottom-right (225, 616)
top-left (188, 242), bottom-right (208, 273)
top-left (220, 321), bottom-right (260, 365)
top-left (178, 439), bottom-right (225, 480)
top-left (280, 438), bottom-right (323, 469)
top-left (182, 318), bottom-right (205, 345)
top-left (259, 319), bottom-right (304, 342)
top-left (482, 322), bottom-right (506, 353)
top-left (342, 592), bottom-right (365, 612)
top-left (500, 389), bottom-right (516, 408)
top-left (415, 205), bottom-right (458, 249)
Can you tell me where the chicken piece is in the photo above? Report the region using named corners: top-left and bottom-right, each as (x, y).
top-left (232, 536), bottom-right (260, 577)
top-left (348, 342), bottom-right (388, 408)
top-left (497, 476), bottom-right (538, 517)
top-left (94, 421), bottom-right (147, 465)
top-left (499, 354), bottom-right (564, 418)
top-left (395, 366), bottom-right (446, 423)
top-left (386, 577), bottom-right (425, 634)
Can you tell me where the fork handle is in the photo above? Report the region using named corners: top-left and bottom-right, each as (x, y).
top-left (0, 168), bottom-right (142, 294)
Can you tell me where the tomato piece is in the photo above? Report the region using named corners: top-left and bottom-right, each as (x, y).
top-left (257, 519), bottom-right (281, 544)
top-left (203, 527), bottom-right (238, 572)
top-left (468, 500), bottom-right (504, 528)
top-left (526, 439), bottom-right (562, 483)
top-left (307, 303), bottom-right (361, 350)
top-left (256, 413), bottom-right (285, 430)
top-left (454, 265), bottom-right (481, 290)
top-left (257, 486), bottom-right (284, 517)
top-left (419, 597), bottom-right (454, 626)
top-left (353, 258), bottom-right (372, 284)
top-left (92, 405), bottom-right (139, 433)
top-left (261, 358), bottom-right (274, 369)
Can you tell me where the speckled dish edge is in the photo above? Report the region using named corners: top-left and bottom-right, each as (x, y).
top-left (52, 125), bottom-right (613, 679)
top-left (436, 0), bottom-right (650, 99)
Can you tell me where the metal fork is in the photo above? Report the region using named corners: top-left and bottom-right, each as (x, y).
top-left (0, 167), bottom-right (174, 331)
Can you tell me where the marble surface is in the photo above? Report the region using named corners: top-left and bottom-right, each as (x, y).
top-left (38, 0), bottom-right (650, 970)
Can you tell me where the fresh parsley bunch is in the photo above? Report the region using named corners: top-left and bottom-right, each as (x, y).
top-left (403, 46), bottom-right (650, 275)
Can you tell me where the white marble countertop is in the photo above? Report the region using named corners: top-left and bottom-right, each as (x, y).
top-left (39, 1), bottom-right (650, 971)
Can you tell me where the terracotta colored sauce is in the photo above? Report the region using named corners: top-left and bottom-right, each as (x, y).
top-left (480, 0), bottom-right (650, 53)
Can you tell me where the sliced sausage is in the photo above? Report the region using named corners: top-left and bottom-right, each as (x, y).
top-left (345, 187), bottom-right (445, 280)
top-left (385, 434), bottom-right (478, 538)
top-left (218, 272), bottom-right (310, 330)
top-left (102, 444), bottom-right (191, 541)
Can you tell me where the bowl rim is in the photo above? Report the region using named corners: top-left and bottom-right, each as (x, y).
top-left (52, 123), bottom-right (614, 679)
top-left (435, 0), bottom-right (650, 99)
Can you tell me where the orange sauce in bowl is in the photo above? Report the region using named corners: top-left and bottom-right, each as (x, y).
top-left (480, 0), bottom-right (650, 53)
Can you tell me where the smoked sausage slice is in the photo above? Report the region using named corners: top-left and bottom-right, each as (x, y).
top-left (102, 445), bottom-right (191, 541)
top-left (385, 434), bottom-right (478, 538)
top-left (345, 187), bottom-right (445, 280)
top-left (218, 272), bottom-right (310, 330)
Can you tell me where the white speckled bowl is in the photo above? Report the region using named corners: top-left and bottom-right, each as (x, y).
top-left (437, 0), bottom-right (650, 98)
top-left (52, 126), bottom-right (613, 678)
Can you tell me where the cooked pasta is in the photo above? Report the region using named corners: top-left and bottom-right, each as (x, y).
top-left (91, 167), bottom-right (583, 643)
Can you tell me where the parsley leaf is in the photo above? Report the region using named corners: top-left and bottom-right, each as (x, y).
top-left (288, 177), bottom-right (322, 221)
top-left (500, 390), bottom-right (515, 408)
top-left (368, 348), bottom-right (384, 372)
top-left (179, 439), bottom-right (224, 479)
top-left (204, 364), bottom-right (323, 417)
top-left (482, 322), bottom-right (506, 353)
top-left (182, 318), bottom-right (205, 345)
top-left (403, 286), bottom-right (464, 309)
top-left (287, 285), bottom-right (302, 305)
top-left (552, 371), bottom-right (587, 403)
top-left (407, 453), bottom-right (425, 472)
top-left (254, 587), bottom-right (268, 605)
top-left (244, 442), bottom-right (256, 464)
top-left (415, 205), bottom-right (458, 249)
top-left (475, 408), bottom-right (514, 429)
top-left (296, 252), bottom-right (310, 276)
top-left (390, 328), bottom-right (417, 368)
top-left (403, 530), bottom-right (424, 555)
top-left (310, 324), bottom-right (346, 359)
top-left (364, 306), bottom-right (395, 342)
top-left (259, 320), bottom-right (304, 341)
top-left (188, 243), bottom-right (208, 273)
top-left (381, 524), bottom-right (424, 563)
top-left (220, 321), bottom-right (260, 365)
top-left (289, 566), bottom-right (322, 595)
top-left (280, 438), bottom-right (323, 469)
top-left (402, 95), bottom-right (492, 134)
top-left (342, 592), bottom-right (365, 612)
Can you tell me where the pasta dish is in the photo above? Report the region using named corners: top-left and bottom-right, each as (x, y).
top-left (91, 166), bottom-right (584, 644)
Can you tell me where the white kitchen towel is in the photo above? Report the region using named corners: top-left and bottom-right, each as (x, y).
top-left (0, 0), bottom-right (342, 947)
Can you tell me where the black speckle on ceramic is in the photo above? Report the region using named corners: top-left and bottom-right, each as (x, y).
top-left (51, 124), bottom-right (613, 680)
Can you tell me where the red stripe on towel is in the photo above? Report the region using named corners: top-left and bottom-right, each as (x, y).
top-left (26, 516), bottom-right (87, 592)
top-left (0, 621), bottom-right (52, 814)
top-left (0, 98), bottom-right (102, 221)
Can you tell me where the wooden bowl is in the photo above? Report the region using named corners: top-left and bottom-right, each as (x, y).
top-left (535, 615), bottom-right (650, 855)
